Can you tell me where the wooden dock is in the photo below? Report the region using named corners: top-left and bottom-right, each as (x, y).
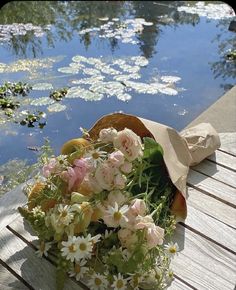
top-left (0, 133), bottom-right (235, 290)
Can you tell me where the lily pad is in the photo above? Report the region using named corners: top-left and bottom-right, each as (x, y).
top-left (160, 76), bottom-right (181, 83)
top-left (32, 82), bottom-right (54, 90)
top-left (47, 103), bottom-right (67, 112)
top-left (31, 97), bottom-right (55, 106)
top-left (58, 67), bottom-right (79, 74)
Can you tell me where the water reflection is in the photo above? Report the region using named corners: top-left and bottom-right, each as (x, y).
top-left (0, 1), bottom-right (202, 58)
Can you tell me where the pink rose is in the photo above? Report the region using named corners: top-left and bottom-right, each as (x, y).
top-left (108, 150), bottom-right (125, 167)
top-left (114, 173), bottom-right (127, 190)
top-left (130, 199), bottom-right (146, 216)
top-left (113, 128), bottom-right (143, 161)
top-left (99, 128), bottom-right (118, 143)
top-left (42, 158), bottom-right (59, 177)
top-left (95, 162), bottom-right (116, 190)
top-left (146, 224), bottom-right (164, 248)
top-left (120, 161), bottom-right (132, 173)
top-left (118, 228), bottom-right (138, 249)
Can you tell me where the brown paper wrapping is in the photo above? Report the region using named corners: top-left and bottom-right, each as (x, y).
top-left (88, 112), bottom-right (220, 219)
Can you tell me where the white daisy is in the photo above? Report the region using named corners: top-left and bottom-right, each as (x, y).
top-left (87, 272), bottom-right (109, 290)
top-left (111, 273), bottom-right (128, 290)
top-left (36, 241), bottom-right (52, 258)
top-left (75, 235), bottom-right (93, 260)
top-left (103, 202), bottom-right (129, 228)
top-left (61, 236), bottom-right (80, 262)
top-left (32, 206), bottom-right (45, 218)
top-left (128, 273), bottom-right (144, 290)
top-left (57, 204), bottom-right (74, 226)
top-left (84, 148), bottom-right (107, 168)
top-left (68, 259), bottom-right (89, 281)
top-left (164, 242), bottom-right (179, 257)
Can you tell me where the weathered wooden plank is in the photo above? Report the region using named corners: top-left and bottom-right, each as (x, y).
top-left (219, 133), bottom-right (236, 155)
top-left (183, 203), bottom-right (236, 253)
top-left (168, 277), bottom-right (193, 290)
top-left (187, 187), bottom-right (236, 229)
top-left (172, 225), bottom-right (236, 290)
top-left (0, 264), bottom-right (28, 290)
top-left (0, 184), bottom-right (27, 231)
top-left (192, 160), bottom-right (236, 188)
top-left (0, 227), bottom-right (82, 290)
top-left (187, 169), bottom-right (236, 205)
top-left (207, 150), bottom-right (236, 171)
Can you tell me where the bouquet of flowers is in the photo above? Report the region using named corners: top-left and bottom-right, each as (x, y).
top-left (19, 124), bottom-right (181, 290)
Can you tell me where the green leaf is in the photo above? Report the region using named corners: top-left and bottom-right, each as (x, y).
top-left (143, 137), bottom-right (163, 164)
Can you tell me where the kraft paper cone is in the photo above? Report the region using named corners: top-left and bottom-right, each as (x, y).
top-left (88, 112), bottom-right (220, 219)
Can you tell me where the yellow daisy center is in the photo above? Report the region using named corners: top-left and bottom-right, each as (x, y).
top-left (61, 210), bottom-right (68, 218)
top-left (79, 243), bottom-right (87, 251)
top-left (113, 211), bottom-right (122, 221)
top-left (92, 152), bottom-right (100, 159)
top-left (117, 279), bottom-right (124, 288)
top-left (69, 243), bottom-right (77, 253)
top-left (75, 264), bottom-right (81, 273)
top-left (169, 247), bottom-right (176, 253)
top-left (95, 277), bottom-right (102, 286)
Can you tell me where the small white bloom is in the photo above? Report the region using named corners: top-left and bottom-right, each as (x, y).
top-left (68, 259), bottom-right (88, 281)
top-left (36, 241), bottom-right (52, 258)
top-left (99, 127), bottom-right (118, 143)
top-left (57, 204), bottom-right (74, 226)
top-left (128, 273), bottom-right (144, 290)
top-left (87, 272), bottom-right (109, 290)
top-left (84, 148), bottom-right (107, 167)
top-left (111, 273), bottom-right (128, 290)
top-left (107, 190), bottom-right (128, 206)
top-left (61, 235), bottom-right (93, 262)
top-left (103, 202), bottom-right (129, 228)
top-left (120, 161), bottom-right (132, 173)
top-left (164, 242), bottom-right (179, 257)
top-left (32, 206), bottom-right (45, 218)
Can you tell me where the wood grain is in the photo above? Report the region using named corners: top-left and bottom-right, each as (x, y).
top-left (207, 150), bottom-right (236, 171)
top-left (219, 133), bottom-right (236, 155)
top-left (0, 227), bottom-right (82, 290)
top-left (183, 203), bottom-right (236, 253)
top-left (187, 187), bottom-right (236, 229)
top-left (0, 184), bottom-right (26, 231)
top-left (187, 169), bottom-right (236, 205)
top-left (192, 160), bottom-right (236, 188)
top-left (0, 264), bottom-right (28, 290)
top-left (171, 225), bottom-right (236, 290)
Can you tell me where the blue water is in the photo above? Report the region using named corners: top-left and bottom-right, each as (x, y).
top-left (0, 1), bottom-right (235, 167)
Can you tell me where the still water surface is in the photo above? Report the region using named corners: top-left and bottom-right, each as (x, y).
top-left (0, 1), bottom-right (235, 194)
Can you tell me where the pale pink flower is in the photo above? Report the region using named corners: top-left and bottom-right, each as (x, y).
top-left (108, 150), bottom-right (125, 167)
top-left (61, 159), bottom-right (87, 191)
top-left (80, 174), bottom-right (103, 194)
top-left (42, 158), bottom-right (59, 178)
top-left (135, 215), bottom-right (164, 248)
top-left (99, 127), bottom-right (118, 143)
top-left (113, 128), bottom-right (143, 161)
top-left (118, 228), bottom-right (138, 249)
top-left (130, 199), bottom-right (146, 217)
top-left (114, 173), bottom-right (127, 190)
top-left (107, 190), bottom-right (128, 207)
top-left (95, 162), bottom-right (116, 190)
top-left (120, 161), bottom-right (132, 174)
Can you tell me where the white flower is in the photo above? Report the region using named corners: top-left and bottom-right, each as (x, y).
top-left (36, 241), bottom-right (52, 258)
top-left (113, 128), bottom-right (143, 161)
top-left (87, 272), bottom-right (109, 290)
top-left (164, 242), bottom-right (179, 257)
top-left (32, 206), bottom-right (45, 218)
top-left (84, 148), bottom-right (107, 168)
top-left (111, 273), bottom-right (128, 290)
top-left (57, 204), bottom-right (74, 226)
top-left (99, 127), bottom-right (118, 143)
top-left (68, 259), bottom-right (89, 281)
top-left (61, 235), bottom-right (93, 262)
top-left (103, 202), bottom-right (129, 228)
top-left (128, 273), bottom-right (144, 290)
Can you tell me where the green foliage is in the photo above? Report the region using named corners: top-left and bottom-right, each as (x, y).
top-left (143, 137), bottom-right (163, 164)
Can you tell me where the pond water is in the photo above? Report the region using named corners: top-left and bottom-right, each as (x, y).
top-left (0, 1), bottom-right (235, 195)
